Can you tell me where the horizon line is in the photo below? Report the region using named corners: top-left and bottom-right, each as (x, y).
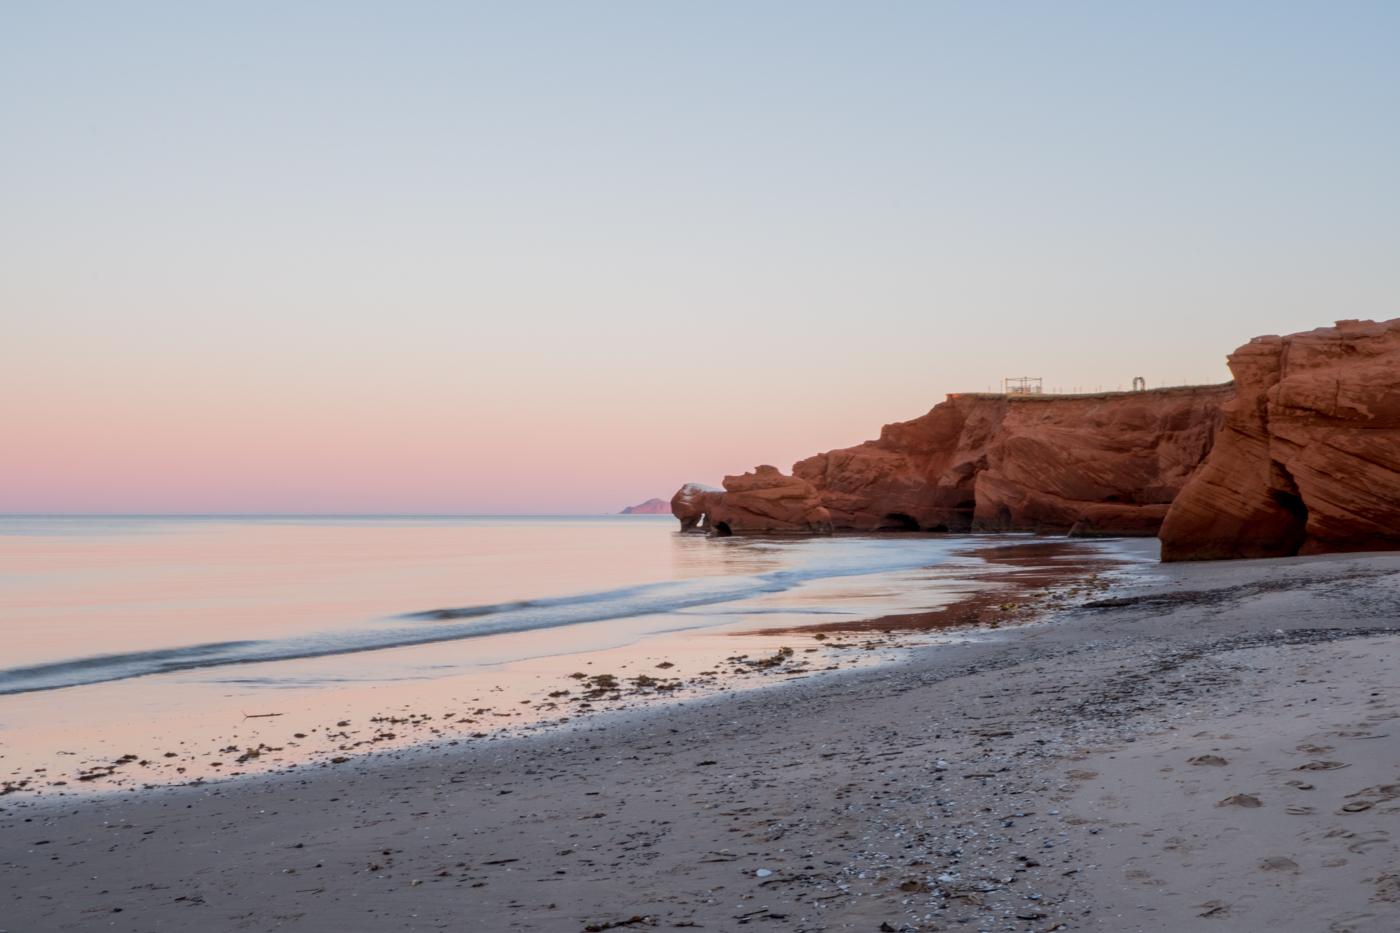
top-left (0, 512), bottom-right (677, 519)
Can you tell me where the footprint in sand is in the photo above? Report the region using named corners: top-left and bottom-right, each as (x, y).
top-left (1344, 784), bottom-right (1400, 800)
top-left (1217, 794), bottom-right (1263, 808)
top-left (1285, 805), bottom-right (1316, 815)
top-left (1346, 835), bottom-right (1391, 854)
top-left (1259, 856), bottom-right (1298, 871)
top-left (1295, 760), bottom-right (1349, 771)
top-left (1189, 755), bottom-right (1228, 766)
top-left (1374, 875), bottom-right (1400, 901)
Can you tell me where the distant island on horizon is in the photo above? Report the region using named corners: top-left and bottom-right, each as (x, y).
top-left (620, 498), bottom-right (670, 514)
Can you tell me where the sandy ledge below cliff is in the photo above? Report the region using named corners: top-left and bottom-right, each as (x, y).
top-left (7, 549), bottom-right (1400, 933)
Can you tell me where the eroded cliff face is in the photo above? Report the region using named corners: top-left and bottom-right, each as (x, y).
top-left (970, 387), bottom-right (1229, 536)
top-left (1161, 319), bottom-right (1400, 561)
top-left (793, 385), bottom-right (1229, 536)
top-left (675, 385), bottom-right (1230, 537)
top-left (670, 467), bottom-right (832, 536)
top-left (791, 394), bottom-right (1004, 533)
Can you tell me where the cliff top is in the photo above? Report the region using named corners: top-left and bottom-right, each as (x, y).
top-left (948, 381), bottom-right (1233, 403)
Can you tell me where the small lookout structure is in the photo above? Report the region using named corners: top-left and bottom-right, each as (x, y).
top-left (1003, 377), bottom-right (1042, 395)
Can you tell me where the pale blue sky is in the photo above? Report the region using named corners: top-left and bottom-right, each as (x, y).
top-left (2, 3), bottom-right (1398, 511)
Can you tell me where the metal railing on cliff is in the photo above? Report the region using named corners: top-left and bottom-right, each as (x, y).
top-left (958, 380), bottom-right (1235, 400)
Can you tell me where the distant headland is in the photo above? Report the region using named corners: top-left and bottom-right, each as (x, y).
top-left (620, 498), bottom-right (671, 514)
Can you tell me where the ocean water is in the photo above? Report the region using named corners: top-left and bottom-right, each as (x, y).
top-left (0, 515), bottom-right (1147, 796)
top-left (2, 515), bottom-right (985, 693)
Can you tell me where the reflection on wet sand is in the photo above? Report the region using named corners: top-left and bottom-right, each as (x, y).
top-left (746, 538), bottom-right (1133, 635)
top-left (668, 529), bottom-right (802, 577)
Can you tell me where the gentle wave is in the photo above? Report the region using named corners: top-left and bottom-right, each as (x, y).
top-left (0, 538), bottom-right (963, 695)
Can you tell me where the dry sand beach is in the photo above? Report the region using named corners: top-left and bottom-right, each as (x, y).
top-left (6, 548), bottom-right (1400, 933)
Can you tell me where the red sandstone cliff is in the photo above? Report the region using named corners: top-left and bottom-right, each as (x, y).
top-left (671, 483), bottom-right (724, 533)
top-left (671, 467), bottom-right (832, 536)
top-left (1161, 319), bottom-right (1400, 561)
top-left (673, 385), bottom-right (1230, 538)
top-left (794, 385), bottom-right (1230, 536)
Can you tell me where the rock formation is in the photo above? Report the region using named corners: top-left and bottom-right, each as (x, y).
top-left (671, 468), bottom-right (832, 535)
top-left (673, 386), bottom-right (1231, 538)
top-left (794, 385), bottom-right (1230, 536)
top-left (671, 483), bottom-right (724, 532)
top-left (670, 318), bottom-right (1400, 557)
top-left (1161, 319), bottom-right (1400, 561)
top-left (620, 498), bottom-right (671, 514)
top-left (971, 387), bottom-right (1228, 536)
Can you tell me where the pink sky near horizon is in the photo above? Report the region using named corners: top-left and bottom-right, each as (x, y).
top-left (1, 333), bottom-right (943, 513)
top-left (3, 4), bottom-right (1396, 514)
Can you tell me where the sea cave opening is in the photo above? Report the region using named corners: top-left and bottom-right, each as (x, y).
top-left (1266, 463), bottom-right (1311, 556)
top-left (713, 521), bottom-right (733, 537)
top-left (879, 513), bottom-right (920, 532)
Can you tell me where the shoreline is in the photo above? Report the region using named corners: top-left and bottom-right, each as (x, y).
top-left (7, 548), bottom-right (1400, 931)
top-left (0, 537), bottom-right (1142, 796)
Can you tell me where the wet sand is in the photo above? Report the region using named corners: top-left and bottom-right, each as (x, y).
top-left (0, 537), bottom-right (1133, 792)
top-left (6, 547), bottom-right (1400, 932)
top-left (751, 539), bottom-right (1128, 637)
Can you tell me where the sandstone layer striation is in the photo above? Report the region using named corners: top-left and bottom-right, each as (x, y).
top-left (1161, 318), bottom-right (1400, 561)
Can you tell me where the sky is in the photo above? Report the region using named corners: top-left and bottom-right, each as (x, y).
top-left (2, 2), bottom-right (1398, 513)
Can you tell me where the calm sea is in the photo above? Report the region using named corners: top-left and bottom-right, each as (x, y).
top-left (0, 516), bottom-right (1148, 796)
